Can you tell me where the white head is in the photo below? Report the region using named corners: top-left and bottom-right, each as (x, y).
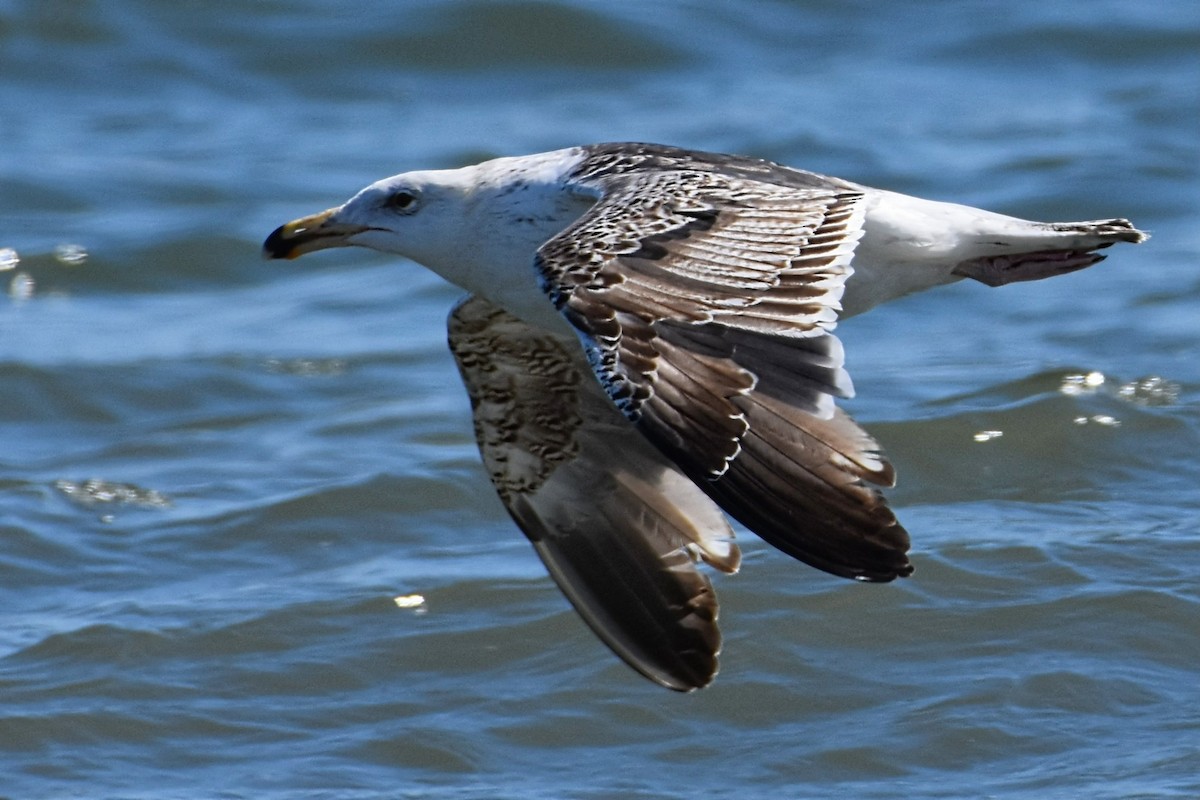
top-left (265, 167), bottom-right (478, 268)
top-left (263, 148), bottom-right (592, 299)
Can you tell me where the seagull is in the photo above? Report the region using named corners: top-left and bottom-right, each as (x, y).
top-left (264, 142), bottom-right (1146, 691)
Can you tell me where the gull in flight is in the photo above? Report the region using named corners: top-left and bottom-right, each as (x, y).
top-left (265, 142), bottom-right (1146, 690)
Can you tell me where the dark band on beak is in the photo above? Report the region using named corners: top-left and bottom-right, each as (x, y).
top-left (262, 208), bottom-right (369, 260)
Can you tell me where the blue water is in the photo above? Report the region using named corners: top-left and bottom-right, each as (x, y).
top-left (2, 1), bottom-right (1199, 798)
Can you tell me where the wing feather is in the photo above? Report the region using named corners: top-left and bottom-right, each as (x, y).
top-left (448, 295), bottom-right (739, 691)
top-left (536, 166), bottom-right (912, 581)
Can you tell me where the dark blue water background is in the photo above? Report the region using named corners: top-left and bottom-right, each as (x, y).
top-left (2, 2), bottom-right (1198, 797)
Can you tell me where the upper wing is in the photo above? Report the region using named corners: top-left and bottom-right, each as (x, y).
top-left (536, 169), bottom-right (912, 581)
top-left (448, 294), bottom-right (740, 692)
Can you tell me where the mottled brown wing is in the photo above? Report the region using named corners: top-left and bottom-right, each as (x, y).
top-left (536, 170), bottom-right (912, 581)
top-left (448, 295), bottom-right (740, 691)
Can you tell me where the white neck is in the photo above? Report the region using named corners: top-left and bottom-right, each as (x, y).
top-left (423, 148), bottom-right (594, 330)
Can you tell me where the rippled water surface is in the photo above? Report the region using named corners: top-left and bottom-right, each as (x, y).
top-left (2, 1), bottom-right (1199, 798)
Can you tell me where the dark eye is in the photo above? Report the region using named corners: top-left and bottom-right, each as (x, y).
top-left (386, 190), bottom-right (418, 212)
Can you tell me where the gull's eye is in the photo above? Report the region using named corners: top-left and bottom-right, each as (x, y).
top-left (385, 190), bottom-right (418, 212)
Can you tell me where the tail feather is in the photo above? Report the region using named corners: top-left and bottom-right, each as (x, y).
top-left (953, 217), bottom-right (1147, 287)
top-left (1043, 218), bottom-right (1148, 245)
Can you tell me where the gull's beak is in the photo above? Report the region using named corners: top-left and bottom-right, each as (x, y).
top-left (262, 207), bottom-right (370, 260)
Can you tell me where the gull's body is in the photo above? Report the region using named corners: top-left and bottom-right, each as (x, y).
top-left (265, 142), bottom-right (1146, 690)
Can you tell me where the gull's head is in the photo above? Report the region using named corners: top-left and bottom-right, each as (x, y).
top-left (263, 169), bottom-right (473, 265)
top-left (264, 148), bottom-right (591, 307)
